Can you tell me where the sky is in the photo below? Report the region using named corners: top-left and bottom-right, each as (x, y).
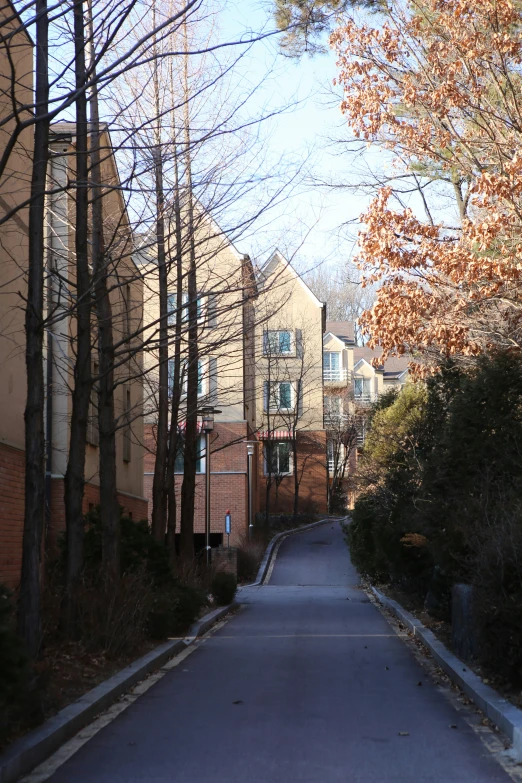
top-left (215, 0), bottom-right (375, 275)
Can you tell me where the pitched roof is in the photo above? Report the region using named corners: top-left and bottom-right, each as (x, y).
top-left (325, 321), bottom-right (355, 345)
top-left (259, 250), bottom-right (325, 309)
top-left (353, 346), bottom-right (409, 379)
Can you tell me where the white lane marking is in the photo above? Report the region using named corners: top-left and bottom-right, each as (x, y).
top-left (201, 633), bottom-right (406, 638)
top-left (263, 535), bottom-right (285, 584)
top-left (20, 617), bottom-right (234, 782)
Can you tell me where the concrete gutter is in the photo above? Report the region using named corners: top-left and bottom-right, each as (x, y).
top-left (252, 516), bottom-right (347, 586)
top-left (0, 602), bottom-right (238, 783)
top-left (372, 586), bottom-right (522, 760)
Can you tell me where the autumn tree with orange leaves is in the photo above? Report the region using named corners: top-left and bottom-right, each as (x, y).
top-left (332, 0), bottom-right (522, 366)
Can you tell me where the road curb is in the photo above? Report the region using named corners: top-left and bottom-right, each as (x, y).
top-left (0, 602), bottom-right (238, 783)
top-left (252, 516), bottom-right (345, 586)
top-left (371, 586), bottom-right (522, 759)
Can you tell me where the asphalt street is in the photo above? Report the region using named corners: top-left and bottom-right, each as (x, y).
top-left (45, 521), bottom-right (512, 782)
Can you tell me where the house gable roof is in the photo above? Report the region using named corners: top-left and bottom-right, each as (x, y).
top-left (323, 332), bottom-right (347, 351)
top-left (325, 321), bottom-right (355, 345)
top-left (259, 249), bottom-right (325, 309)
top-left (354, 357), bottom-right (378, 374)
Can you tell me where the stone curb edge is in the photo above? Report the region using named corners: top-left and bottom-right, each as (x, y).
top-left (0, 601), bottom-right (239, 783)
top-left (371, 586), bottom-right (522, 760)
top-left (252, 516), bottom-right (347, 586)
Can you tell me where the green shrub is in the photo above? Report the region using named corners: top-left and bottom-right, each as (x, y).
top-left (211, 572), bottom-right (237, 606)
top-left (148, 583), bottom-right (206, 639)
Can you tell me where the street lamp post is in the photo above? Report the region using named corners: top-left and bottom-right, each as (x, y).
top-left (200, 406), bottom-right (221, 566)
top-left (246, 441), bottom-right (256, 541)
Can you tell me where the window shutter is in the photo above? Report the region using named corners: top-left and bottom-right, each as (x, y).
top-left (207, 293), bottom-right (218, 327)
top-left (295, 328), bottom-right (303, 358)
top-left (297, 380), bottom-right (303, 417)
top-left (263, 381), bottom-right (269, 412)
top-left (209, 357), bottom-right (218, 402)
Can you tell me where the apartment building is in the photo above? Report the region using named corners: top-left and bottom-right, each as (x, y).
top-left (45, 123), bottom-right (147, 541)
top-left (137, 213), bottom-right (258, 549)
top-left (0, 111), bottom-right (147, 584)
top-left (254, 250), bottom-right (328, 515)
top-left (323, 320), bottom-right (408, 497)
top-left (0, 0), bottom-right (33, 586)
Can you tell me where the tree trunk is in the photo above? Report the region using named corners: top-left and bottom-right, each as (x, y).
top-left (292, 437), bottom-right (299, 522)
top-left (166, 128), bottom-right (183, 563)
top-left (18, 0), bottom-right (49, 658)
top-left (179, 27), bottom-right (197, 562)
top-left (63, 0), bottom-right (91, 636)
top-left (150, 5), bottom-right (169, 543)
top-left (150, 145), bottom-right (169, 542)
top-left (88, 0), bottom-right (120, 580)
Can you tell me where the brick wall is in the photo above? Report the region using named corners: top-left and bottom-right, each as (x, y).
top-left (0, 442), bottom-right (25, 588)
top-left (143, 421), bottom-right (252, 547)
top-left (48, 479), bottom-right (148, 546)
top-left (258, 430), bottom-right (328, 515)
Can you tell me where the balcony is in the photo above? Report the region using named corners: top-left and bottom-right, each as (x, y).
top-left (323, 367), bottom-right (348, 384)
top-left (354, 393), bottom-right (378, 407)
top-left (324, 412), bottom-right (350, 429)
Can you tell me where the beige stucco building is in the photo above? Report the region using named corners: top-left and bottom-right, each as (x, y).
top-left (45, 123), bottom-right (147, 537)
top-left (136, 210), bottom-right (258, 548)
top-left (323, 321), bottom-right (409, 489)
top-left (0, 0), bottom-right (33, 585)
top-left (254, 250), bottom-right (328, 515)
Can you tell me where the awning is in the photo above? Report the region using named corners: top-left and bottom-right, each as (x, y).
top-left (177, 421), bottom-right (203, 434)
top-left (258, 430), bottom-right (292, 440)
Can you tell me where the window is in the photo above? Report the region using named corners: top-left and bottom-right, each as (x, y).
top-left (323, 351), bottom-right (341, 379)
top-left (264, 441), bottom-right (292, 475)
top-left (167, 293), bottom-right (177, 326)
top-left (168, 358), bottom-right (206, 397)
top-left (263, 330), bottom-right (293, 355)
top-left (327, 440), bottom-right (335, 471)
top-left (354, 377), bottom-right (371, 398)
top-left (123, 385), bottom-right (131, 462)
top-left (264, 381), bottom-right (294, 411)
top-left (324, 395), bottom-right (342, 416)
top-left (167, 292), bottom-right (203, 326)
top-left (174, 433), bottom-right (204, 473)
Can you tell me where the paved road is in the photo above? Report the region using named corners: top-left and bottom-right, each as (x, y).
top-left (46, 522), bottom-right (511, 782)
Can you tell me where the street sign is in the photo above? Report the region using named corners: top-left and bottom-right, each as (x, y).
top-left (225, 510), bottom-right (231, 547)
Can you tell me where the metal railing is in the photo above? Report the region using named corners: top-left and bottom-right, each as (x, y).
top-left (324, 412), bottom-right (350, 428)
top-left (324, 367), bottom-right (348, 383)
top-left (354, 392), bottom-right (378, 406)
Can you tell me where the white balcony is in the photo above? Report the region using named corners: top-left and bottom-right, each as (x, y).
top-left (323, 367), bottom-right (348, 383)
top-left (354, 392), bottom-right (378, 406)
top-left (324, 412), bottom-right (350, 429)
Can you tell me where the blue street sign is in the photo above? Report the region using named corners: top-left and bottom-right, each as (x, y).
top-left (225, 511), bottom-right (231, 535)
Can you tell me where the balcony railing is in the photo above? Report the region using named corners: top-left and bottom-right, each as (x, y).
top-left (354, 392), bottom-right (378, 406)
top-left (324, 367), bottom-right (348, 383)
top-left (324, 412), bottom-right (350, 429)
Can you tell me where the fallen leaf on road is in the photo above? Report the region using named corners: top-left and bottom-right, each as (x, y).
top-left (417, 682), bottom-right (422, 686)
top-left (398, 732), bottom-right (410, 736)
top-left (233, 700), bottom-right (243, 705)
top-left (450, 725), bottom-right (457, 729)
top-left (385, 666), bottom-right (390, 670)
